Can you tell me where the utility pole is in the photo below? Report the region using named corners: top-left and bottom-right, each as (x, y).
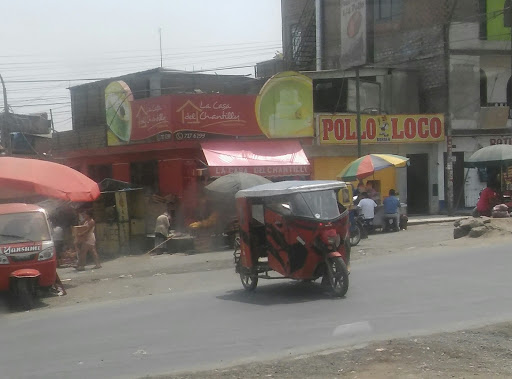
top-left (356, 67), bottom-right (362, 158)
top-left (49, 109), bottom-right (55, 133)
top-left (444, 0), bottom-right (459, 216)
top-left (159, 27), bottom-right (163, 68)
top-left (0, 74), bottom-right (11, 155)
top-left (507, 0), bottom-right (512, 120)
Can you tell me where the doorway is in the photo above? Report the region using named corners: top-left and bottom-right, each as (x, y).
top-left (407, 154), bottom-right (429, 214)
top-left (444, 152), bottom-right (466, 209)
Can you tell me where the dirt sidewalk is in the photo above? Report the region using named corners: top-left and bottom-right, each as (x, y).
top-left (158, 322), bottom-right (512, 379)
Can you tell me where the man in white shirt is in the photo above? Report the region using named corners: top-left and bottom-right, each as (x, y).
top-left (154, 211), bottom-right (171, 255)
top-left (358, 192), bottom-right (377, 232)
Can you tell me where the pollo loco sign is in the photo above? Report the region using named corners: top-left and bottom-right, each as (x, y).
top-left (319, 114), bottom-right (445, 145)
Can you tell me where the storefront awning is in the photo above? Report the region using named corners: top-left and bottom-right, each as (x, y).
top-left (201, 140), bottom-right (310, 178)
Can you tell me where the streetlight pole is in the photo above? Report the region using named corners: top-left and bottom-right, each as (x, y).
top-left (356, 67), bottom-right (362, 157)
top-left (0, 74), bottom-right (11, 155)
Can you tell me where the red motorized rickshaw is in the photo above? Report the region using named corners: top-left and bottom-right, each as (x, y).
top-left (0, 204), bottom-right (57, 309)
top-left (234, 181), bottom-right (350, 297)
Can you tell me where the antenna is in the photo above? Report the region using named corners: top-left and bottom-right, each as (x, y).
top-left (159, 27), bottom-right (163, 68)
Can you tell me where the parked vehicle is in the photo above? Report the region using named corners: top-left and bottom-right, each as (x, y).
top-left (337, 183), bottom-right (366, 246)
top-left (0, 204), bottom-right (57, 309)
top-left (234, 181), bottom-right (350, 297)
top-left (348, 206), bottom-right (365, 246)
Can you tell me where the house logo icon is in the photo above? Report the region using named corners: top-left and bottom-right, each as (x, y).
top-left (176, 100), bottom-right (201, 124)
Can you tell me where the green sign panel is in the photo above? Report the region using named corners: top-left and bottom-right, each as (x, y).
top-left (487, 0), bottom-right (511, 41)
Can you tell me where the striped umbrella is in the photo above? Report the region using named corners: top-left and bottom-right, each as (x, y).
top-left (337, 154), bottom-right (409, 181)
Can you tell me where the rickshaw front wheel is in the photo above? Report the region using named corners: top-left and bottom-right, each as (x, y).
top-left (323, 257), bottom-right (349, 298)
top-left (240, 271), bottom-right (258, 291)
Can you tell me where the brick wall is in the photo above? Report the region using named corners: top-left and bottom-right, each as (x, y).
top-left (52, 125), bottom-right (106, 152)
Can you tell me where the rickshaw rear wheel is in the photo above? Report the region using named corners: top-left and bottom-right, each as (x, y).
top-left (240, 271), bottom-right (258, 291)
top-left (323, 257), bottom-right (349, 298)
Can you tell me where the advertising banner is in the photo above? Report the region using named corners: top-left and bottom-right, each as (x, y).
top-left (130, 94), bottom-right (261, 142)
top-left (319, 114), bottom-right (445, 145)
top-left (106, 72), bottom-right (315, 146)
top-left (210, 165), bottom-right (311, 178)
top-left (255, 71), bottom-right (314, 138)
top-left (340, 0), bottom-right (367, 69)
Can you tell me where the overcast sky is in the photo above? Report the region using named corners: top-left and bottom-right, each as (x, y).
top-left (0, 0), bottom-right (282, 131)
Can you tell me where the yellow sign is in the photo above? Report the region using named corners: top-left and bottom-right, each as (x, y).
top-left (105, 81), bottom-right (133, 146)
top-left (319, 114), bottom-right (445, 145)
top-left (255, 71), bottom-right (314, 138)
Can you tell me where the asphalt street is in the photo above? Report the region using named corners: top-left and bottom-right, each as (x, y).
top-left (2, 241), bottom-right (512, 379)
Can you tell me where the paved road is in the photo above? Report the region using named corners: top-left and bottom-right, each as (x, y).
top-left (2, 242), bottom-right (512, 379)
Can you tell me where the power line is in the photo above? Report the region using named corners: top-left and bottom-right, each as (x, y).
top-left (0, 40), bottom-right (282, 59)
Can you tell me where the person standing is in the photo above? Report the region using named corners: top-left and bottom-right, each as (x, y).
top-left (154, 211), bottom-right (171, 255)
top-left (51, 219), bottom-right (64, 260)
top-left (76, 210), bottom-right (101, 271)
top-left (383, 189), bottom-right (401, 231)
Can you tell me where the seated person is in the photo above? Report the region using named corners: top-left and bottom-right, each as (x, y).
top-left (352, 181), bottom-right (365, 198)
top-left (366, 181), bottom-right (381, 204)
top-left (475, 178), bottom-right (501, 217)
top-left (358, 192), bottom-right (377, 231)
top-left (383, 189), bottom-right (401, 230)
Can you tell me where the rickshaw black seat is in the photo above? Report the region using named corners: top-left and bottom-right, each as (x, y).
top-left (250, 225), bottom-right (267, 257)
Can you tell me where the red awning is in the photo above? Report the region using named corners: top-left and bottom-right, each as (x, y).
top-left (201, 140), bottom-right (310, 178)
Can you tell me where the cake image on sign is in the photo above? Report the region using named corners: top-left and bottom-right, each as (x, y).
top-left (255, 71), bottom-right (314, 138)
top-left (347, 11), bottom-right (362, 38)
top-left (105, 81), bottom-right (134, 142)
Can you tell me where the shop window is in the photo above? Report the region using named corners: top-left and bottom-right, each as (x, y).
top-left (130, 161), bottom-right (158, 193)
top-left (480, 69), bottom-right (488, 106)
top-left (314, 78), bottom-right (348, 113)
top-left (88, 164), bottom-right (112, 183)
top-left (375, 0), bottom-right (402, 21)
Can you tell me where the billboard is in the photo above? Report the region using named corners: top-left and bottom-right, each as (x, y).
top-left (319, 114), bottom-right (445, 144)
top-left (340, 0), bottom-right (367, 69)
top-left (130, 94), bottom-right (261, 142)
top-left (106, 72), bottom-right (315, 146)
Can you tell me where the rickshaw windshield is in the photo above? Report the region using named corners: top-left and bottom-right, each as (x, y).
top-left (290, 190), bottom-right (341, 220)
top-left (0, 212), bottom-right (51, 244)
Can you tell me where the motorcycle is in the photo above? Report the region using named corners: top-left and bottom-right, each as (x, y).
top-left (234, 180), bottom-right (350, 297)
top-left (348, 206), bottom-right (366, 246)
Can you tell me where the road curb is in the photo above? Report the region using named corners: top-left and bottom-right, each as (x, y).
top-left (408, 217), bottom-right (468, 226)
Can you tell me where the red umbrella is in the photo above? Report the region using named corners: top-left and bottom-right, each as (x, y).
top-left (0, 157), bottom-right (100, 202)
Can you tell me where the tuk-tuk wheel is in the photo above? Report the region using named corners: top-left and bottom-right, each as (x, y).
top-left (240, 271), bottom-right (258, 291)
top-left (323, 257), bottom-right (349, 298)
top-left (16, 279), bottom-right (35, 310)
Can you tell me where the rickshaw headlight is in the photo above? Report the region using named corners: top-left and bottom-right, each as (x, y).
top-left (327, 234), bottom-right (341, 248)
top-left (38, 247), bottom-right (54, 261)
top-left (0, 255), bottom-right (9, 265)
top-left (335, 234), bottom-right (341, 248)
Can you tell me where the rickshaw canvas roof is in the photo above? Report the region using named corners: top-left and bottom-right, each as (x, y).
top-left (235, 180), bottom-right (347, 199)
top-left (0, 203), bottom-right (45, 215)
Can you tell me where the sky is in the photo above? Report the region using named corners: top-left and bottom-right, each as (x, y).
top-left (0, 0), bottom-right (282, 131)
